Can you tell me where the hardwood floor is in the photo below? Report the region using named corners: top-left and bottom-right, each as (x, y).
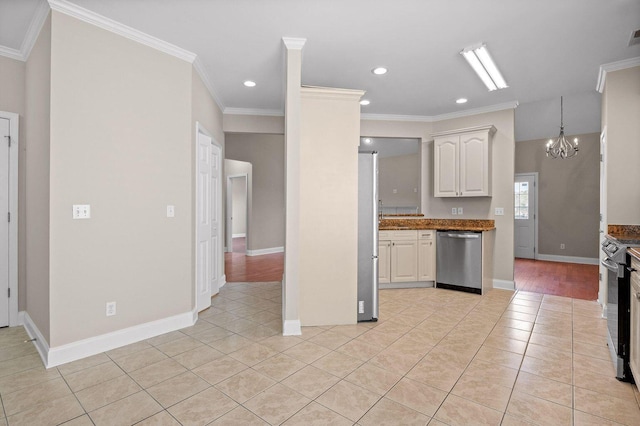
top-left (514, 258), bottom-right (599, 300)
top-left (224, 241), bottom-right (599, 299)
top-left (225, 237), bottom-right (284, 282)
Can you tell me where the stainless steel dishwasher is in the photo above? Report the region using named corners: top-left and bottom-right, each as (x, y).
top-left (436, 231), bottom-right (482, 294)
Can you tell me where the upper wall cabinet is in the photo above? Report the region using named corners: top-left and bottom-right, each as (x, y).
top-left (433, 125), bottom-right (496, 197)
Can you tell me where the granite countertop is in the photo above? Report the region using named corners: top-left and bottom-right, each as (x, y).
top-left (379, 218), bottom-right (495, 232)
top-left (607, 225), bottom-right (640, 246)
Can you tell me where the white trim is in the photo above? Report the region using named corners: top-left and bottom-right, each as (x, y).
top-left (361, 101), bottom-right (519, 123)
top-left (282, 37), bottom-right (307, 50)
top-left (20, 0), bottom-right (50, 60)
top-left (431, 124), bottom-right (497, 138)
top-left (283, 319), bottom-right (302, 336)
top-left (1, 112), bottom-right (20, 327)
top-left (45, 309), bottom-right (196, 368)
top-left (246, 246), bottom-right (284, 256)
top-left (301, 86), bottom-right (366, 101)
top-left (219, 274), bottom-right (226, 289)
top-left (232, 233), bottom-right (246, 238)
top-left (193, 57), bottom-right (225, 113)
top-left (223, 107), bottom-right (284, 117)
top-left (536, 254), bottom-right (599, 265)
top-left (22, 312), bottom-right (50, 367)
top-left (226, 172), bottom-right (250, 256)
top-left (493, 279), bottom-right (516, 290)
top-left (48, 0), bottom-right (197, 63)
top-left (597, 56), bottom-right (640, 93)
top-left (0, 46), bottom-right (24, 61)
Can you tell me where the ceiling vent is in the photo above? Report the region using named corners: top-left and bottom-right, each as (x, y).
top-left (629, 29), bottom-right (640, 47)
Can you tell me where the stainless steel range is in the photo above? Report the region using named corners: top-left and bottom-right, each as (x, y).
top-left (601, 235), bottom-right (638, 382)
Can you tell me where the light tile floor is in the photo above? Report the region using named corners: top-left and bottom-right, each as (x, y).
top-left (1, 283), bottom-right (640, 425)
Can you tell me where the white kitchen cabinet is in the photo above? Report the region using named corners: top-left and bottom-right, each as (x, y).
top-left (433, 125), bottom-right (496, 197)
top-left (630, 256), bottom-right (640, 382)
top-left (379, 230), bottom-right (435, 287)
top-left (378, 233), bottom-right (391, 284)
top-left (418, 230), bottom-right (436, 281)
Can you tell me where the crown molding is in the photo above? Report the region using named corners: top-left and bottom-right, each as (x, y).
top-left (48, 0), bottom-right (197, 63)
top-left (597, 56), bottom-right (640, 93)
top-left (21, 0), bottom-right (50, 60)
top-left (282, 37), bottom-right (307, 50)
top-left (301, 85), bottom-right (365, 100)
top-left (0, 46), bottom-right (24, 61)
top-left (361, 100), bottom-right (519, 123)
top-left (223, 107), bottom-right (284, 117)
top-left (193, 57), bottom-right (225, 112)
top-left (0, 0), bottom-right (50, 62)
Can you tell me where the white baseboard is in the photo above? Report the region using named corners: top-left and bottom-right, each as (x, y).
top-left (22, 312), bottom-right (50, 368)
top-left (536, 254), bottom-right (599, 265)
top-left (219, 274), bottom-right (227, 289)
top-left (24, 309), bottom-right (197, 368)
top-left (232, 233), bottom-right (246, 238)
top-left (493, 279), bottom-right (515, 290)
top-left (246, 246), bottom-right (284, 256)
top-left (283, 319), bottom-right (301, 336)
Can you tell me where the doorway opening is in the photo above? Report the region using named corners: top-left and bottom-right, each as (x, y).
top-left (227, 174), bottom-right (248, 253)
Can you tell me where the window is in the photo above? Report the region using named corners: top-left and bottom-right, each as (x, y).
top-left (514, 182), bottom-right (529, 219)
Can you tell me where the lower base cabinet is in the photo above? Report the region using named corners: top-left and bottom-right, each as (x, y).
top-left (630, 257), bottom-right (640, 382)
top-left (379, 230), bottom-right (436, 286)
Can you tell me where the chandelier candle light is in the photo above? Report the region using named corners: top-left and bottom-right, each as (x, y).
top-left (546, 96), bottom-right (579, 159)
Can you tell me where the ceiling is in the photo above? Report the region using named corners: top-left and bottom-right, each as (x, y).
top-left (2, 0), bottom-right (639, 130)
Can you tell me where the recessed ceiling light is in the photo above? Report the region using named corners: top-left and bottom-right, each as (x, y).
top-left (372, 67), bottom-right (388, 75)
top-left (363, 138), bottom-right (372, 144)
top-left (243, 80), bottom-right (256, 87)
top-left (456, 98), bottom-right (468, 104)
top-left (360, 99), bottom-right (371, 106)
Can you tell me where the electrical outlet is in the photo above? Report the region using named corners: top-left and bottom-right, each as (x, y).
top-left (457, 207), bottom-right (463, 215)
top-left (358, 301), bottom-right (364, 314)
top-left (167, 205), bottom-right (175, 218)
top-left (495, 207), bottom-right (504, 216)
top-left (106, 302), bottom-right (116, 316)
top-left (560, 243), bottom-right (565, 250)
top-left (451, 208), bottom-right (457, 215)
top-left (73, 205), bottom-right (91, 219)
top-left (392, 189), bottom-right (397, 194)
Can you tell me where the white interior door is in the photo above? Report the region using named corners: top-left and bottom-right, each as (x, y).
top-left (514, 173), bottom-right (536, 259)
top-left (196, 130), bottom-right (213, 312)
top-left (210, 143), bottom-right (221, 297)
top-left (0, 118), bottom-right (9, 327)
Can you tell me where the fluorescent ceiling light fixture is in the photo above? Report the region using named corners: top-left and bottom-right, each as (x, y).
top-left (360, 99), bottom-right (371, 106)
top-left (243, 80), bottom-right (256, 87)
top-left (372, 67), bottom-right (388, 75)
top-left (460, 44), bottom-right (508, 91)
top-left (456, 98), bottom-right (468, 104)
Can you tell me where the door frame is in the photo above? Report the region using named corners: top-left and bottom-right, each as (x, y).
top-left (195, 122), bottom-right (223, 311)
top-left (514, 172), bottom-right (538, 260)
top-left (226, 174), bottom-right (249, 253)
top-left (599, 126), bottom-right (607, 310)
top-left (1, 111), bottom-right (19, 326)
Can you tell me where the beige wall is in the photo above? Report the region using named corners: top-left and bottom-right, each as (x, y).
top-left (225, 133), bottom-right (285, 251)
top-left (429, 110), bottom-right (516, 283)
top-left (603, 65), bottom-right (640, 225)
top-left (0, 55), bottom-right (27, 311)
top-left (298, 87), bottom-right (362, 326)
top-left (223, 114), bottom-right (284, 135)
top-left (48, 12), bottom-right (194, 346)
top-left (379, 154), bottom-right (421, 209)
top-left (25, 13), bottom-right (52, 343)
top-left (516, 133), bottom-right (600, 258)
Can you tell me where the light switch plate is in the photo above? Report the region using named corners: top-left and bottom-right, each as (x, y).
top-left (457, 207), bottom-right (463, 215)
top-left (73, 205), bottom-right (90, 219)
top-left (167, 205), bottom-right (175, 218)
top-left (495, 207), bottom-right (504, 216)
top-left (451, 208), bottom-right (457, 215)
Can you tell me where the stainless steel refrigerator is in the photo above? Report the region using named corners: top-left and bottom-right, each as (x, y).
top-left (357, 151), bottom-right (379, 322)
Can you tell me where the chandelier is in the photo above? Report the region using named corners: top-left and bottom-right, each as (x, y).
top-left (546, 96), bottom-right (579, 159)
